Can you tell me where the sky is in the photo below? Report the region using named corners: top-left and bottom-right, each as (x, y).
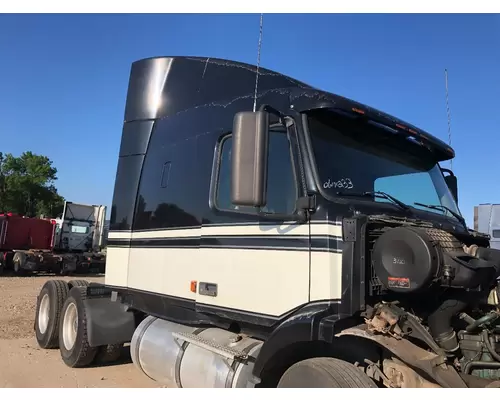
top-left (0, 13), bottom-right (499, 227)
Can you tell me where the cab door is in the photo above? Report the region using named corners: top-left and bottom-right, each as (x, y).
top-left (196, 125), bottom-right (311, 320)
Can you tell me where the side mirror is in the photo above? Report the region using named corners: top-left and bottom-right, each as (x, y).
top-left (231, 111), bottom-right (269, 207)
top-left (441, 168), bottom-right (458, 204)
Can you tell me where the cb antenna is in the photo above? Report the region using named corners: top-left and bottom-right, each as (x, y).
top-left (252, 13), bottom-right (264, 112)
top-left (444, 68), bottom-right (453, 170)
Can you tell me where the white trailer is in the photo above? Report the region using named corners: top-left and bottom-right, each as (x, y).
top-left (474, 203), bottom-right (500, 250)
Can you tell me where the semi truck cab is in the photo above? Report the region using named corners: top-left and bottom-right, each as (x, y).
top-left (34, 56), bottom-right (500, 389)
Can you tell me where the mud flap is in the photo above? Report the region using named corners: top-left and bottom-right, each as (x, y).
top-left (83, 297), bottom-right (136, 347)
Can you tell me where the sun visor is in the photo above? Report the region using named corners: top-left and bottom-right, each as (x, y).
top-left (294, 95), bottom-right (455, 162)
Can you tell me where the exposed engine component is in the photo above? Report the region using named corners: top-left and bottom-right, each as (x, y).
top-left (427, 295), bottom-right (472, 353)
top-left (372, 226), bottom-right (500, 293)
top-left (364, 302), bottom-right (450, 359)
top-left (363, 295), bottom-right (500, 385)
top-left (453, 310), bottom-right (500, 381)
top-left (458, 329), bottom-right (500, 380)
top-left (131, 316), bottom-right (264, 388)
top-left (369, 224), bottom-right (500, 356)
top-left (488, 287), bottom-right (500, 307)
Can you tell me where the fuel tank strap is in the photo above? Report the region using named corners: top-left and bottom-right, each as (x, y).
top-left (174, 328), bottom-right (206, 388)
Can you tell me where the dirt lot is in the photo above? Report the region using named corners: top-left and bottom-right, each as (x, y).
top-left (0, 274), bottom-right (161, 388)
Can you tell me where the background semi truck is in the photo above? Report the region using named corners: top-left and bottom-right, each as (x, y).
top-left (474, 204), bottom-right (500, 250)
top-left (0, 201), bottom-right (107, 275)
top-left (33, 56), bottom-right (500, 388)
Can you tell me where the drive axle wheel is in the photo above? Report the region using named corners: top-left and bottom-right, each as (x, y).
top-left (12, 252), bottom-right (27, 276)
top-left (58, 286), bottom-right (97, 368)
top-left (68, 280), bottom-right (90, 288)
top-left (277, 357), bottom-right (377, 388)
top-left (35, 280), bottom-right (70, 349)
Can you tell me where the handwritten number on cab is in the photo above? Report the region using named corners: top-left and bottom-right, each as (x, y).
top-left (323, 178), bottom-right (354, 190)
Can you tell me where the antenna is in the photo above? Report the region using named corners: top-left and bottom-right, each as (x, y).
top-left (444, 68), bottom-right (453, 170)
top-left (252, 13), bottom-right (264, 112)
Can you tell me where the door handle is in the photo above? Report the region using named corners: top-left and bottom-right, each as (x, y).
top-left (199, 282), bottom-right (218, 297)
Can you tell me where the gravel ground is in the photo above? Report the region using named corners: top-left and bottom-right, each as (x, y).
top-left (0, 274), bottom-right (161, 388)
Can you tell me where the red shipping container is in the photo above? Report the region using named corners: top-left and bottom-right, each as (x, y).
top-left (0, 214), bottom-right (55, 251)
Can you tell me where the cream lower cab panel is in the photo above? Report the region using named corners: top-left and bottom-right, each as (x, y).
top-left (309, 251), bottom-right (343, 301)
top-left (126, 248), bottom-right (197, 300)
top-left (105, 246), bottom-right (130, 288)
top-left (195, 248), bottom-right (310, 317)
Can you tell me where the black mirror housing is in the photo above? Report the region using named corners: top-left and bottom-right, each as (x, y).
top-left (441, 168), bottom-right (458, 204)
top-left (231, 111), bottom-right (270, 207)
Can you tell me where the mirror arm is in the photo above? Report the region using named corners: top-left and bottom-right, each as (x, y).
top-left (296, 194), bottom-right (317, 222)
top-left (259, 104), bottom-right (286, 125)
top-left (440, 167), bottom-right (455, 177)
top-left (440, 167), bottom-right (458, 204)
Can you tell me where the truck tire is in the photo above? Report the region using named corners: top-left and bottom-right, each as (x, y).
top-left (35, 280), bottom-right (70, 349)
top-left (68, 280), bottom-right (90, 288)
top-left (277, 357), bottom-right (377, 388)
top-left (58, 286), bottom-right (98, 368)
top-left (12, 251), bottom-right (27, 276)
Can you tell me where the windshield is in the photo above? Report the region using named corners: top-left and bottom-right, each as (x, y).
top-left (306, 109), bottom-right (461, 220)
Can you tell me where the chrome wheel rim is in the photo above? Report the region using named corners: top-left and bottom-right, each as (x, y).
top-left (62, 302), bottom-right (78, 350)
top-left (38, 294), bottom-right (50, 334)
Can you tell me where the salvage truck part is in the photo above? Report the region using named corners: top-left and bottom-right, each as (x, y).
top-left (34, 56), bottom-right (500, 388)
top-left (51, 201), bottom-right (107, 274)
top-left (11, 249), bottom-right (77, 276)
top-left (0, 202), bottom-right (106, 276)
top-left (0, 213), bottom-right (73, 275)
